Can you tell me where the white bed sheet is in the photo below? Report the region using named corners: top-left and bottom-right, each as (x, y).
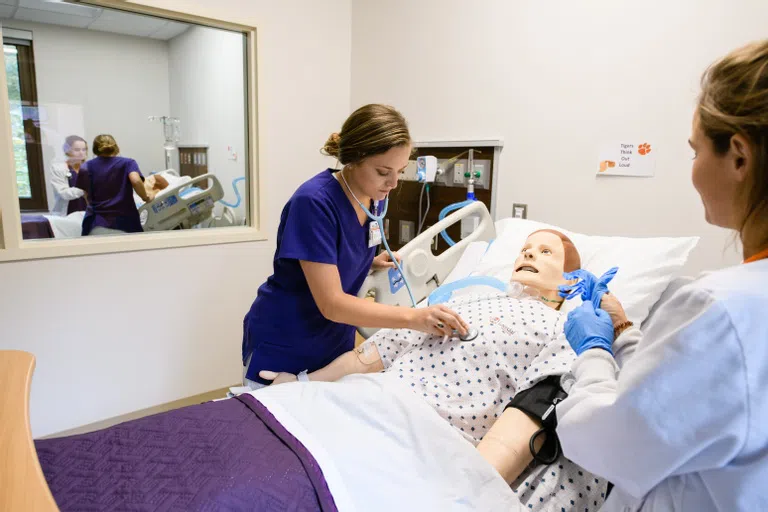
top-left (252, 373), bottom-right (521, 511)
top-left (43, 211), bottom-right (85, 238)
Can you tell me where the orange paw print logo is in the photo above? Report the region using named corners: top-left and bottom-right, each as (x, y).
top-left (638, 143), bottom-right (652, 155)
top-left (599, 160), bottom-right (616, 173)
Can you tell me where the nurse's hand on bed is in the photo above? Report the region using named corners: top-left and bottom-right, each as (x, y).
top-left (258, 370), bottom-right (297, 385)
top-left (411, 305), bottom-right (469, 337)
top-left (372, 251), bottom-right (401, 270)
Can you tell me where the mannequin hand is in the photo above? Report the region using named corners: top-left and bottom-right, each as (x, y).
top-left (372, 251), bottom-right (401, 270)
top-left (259, 370), bottom-right (298, 385)
top-left (409, 305), bottom-right (469, 337)
top-left (564, 301), bottom-right (615, 356)
top-left (600, 293), bottom-right (628, 327)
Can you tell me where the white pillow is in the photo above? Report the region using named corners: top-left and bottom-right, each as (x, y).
top-left (443, 241), bottom-right (490, 284)
top-left (475, 218), bottom-right (699, 325)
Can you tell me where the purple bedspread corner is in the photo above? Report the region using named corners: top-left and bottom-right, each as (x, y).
top-left (35, 396), bottom-right (338, 512)
top-left (21, 214), bottom-right (54, 240)
top-left (235, 393), bottom-right (338, 512)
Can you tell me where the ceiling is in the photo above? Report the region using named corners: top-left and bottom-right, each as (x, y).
top-left (0, 0), bottom-right (190, 40)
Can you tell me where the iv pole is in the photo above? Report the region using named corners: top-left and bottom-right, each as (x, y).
top-left (148, 116), bottom-right (180, 170)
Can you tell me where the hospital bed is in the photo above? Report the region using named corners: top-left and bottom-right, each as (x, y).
top-left (0, 203), bottom-right (698, 511)
top-left (137, 171), bottom-right (225, 231)
top-left (20, 171), bottom-right (226, 240)
top-left (20, 212), bottom-right (85, 240)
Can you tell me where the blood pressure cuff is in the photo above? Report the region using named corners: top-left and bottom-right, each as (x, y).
top-left (505, 376), bottom-right (568, 464)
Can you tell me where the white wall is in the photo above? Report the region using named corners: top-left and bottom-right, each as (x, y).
top-left (168, 25), bottom-right (247, 220)
top-left (0, 0), bottom-right (351, 437)
top-left (351, 0), bottom-right (768, 274)
top-left (1, 20), bottom-right (170, 211)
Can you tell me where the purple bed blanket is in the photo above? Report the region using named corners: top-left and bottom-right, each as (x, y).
top-left (35, 394), bottom-right (337, 512)
top-left (21, 214), bottom-right (54, 240)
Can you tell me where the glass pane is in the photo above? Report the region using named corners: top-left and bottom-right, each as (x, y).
top-left (3, 44), bottom-right (32, 199)
top-left (2, 5), bottom-right (250, 241)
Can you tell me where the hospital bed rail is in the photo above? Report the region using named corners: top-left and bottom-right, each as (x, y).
top-left (139, 174), bottom-right (224, 231)
top-left (357, 201), bottom-right (495, 339)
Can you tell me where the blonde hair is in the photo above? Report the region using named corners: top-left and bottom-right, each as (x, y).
top-left (698, 39), bottom-right (768, 250)
top-left (92, 134), bottom-right (120, 157)
top-left (321, 104), bottom-right (411, 165)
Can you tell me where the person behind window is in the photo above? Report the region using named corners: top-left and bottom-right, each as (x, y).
top-left (77, 134), bottom-right (152, 236)
top-left (50, 135), bottom-right (88, 216)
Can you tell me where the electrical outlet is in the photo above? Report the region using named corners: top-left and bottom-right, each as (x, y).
top-left (402, 160), bottom-right (419, 182)
top-left (453, 162), bottom-right (465, 185)
top-left (512, 203), bottom-right (528, 219)
top-left (473, 160), bottom-right (491, 188)
top-left (399, 220), bottom-right (415, 243)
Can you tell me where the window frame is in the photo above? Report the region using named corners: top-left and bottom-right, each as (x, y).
top-left (0, 0), bottom-right (265, 260)
top-left (4, 38), bottom-right (48, 212)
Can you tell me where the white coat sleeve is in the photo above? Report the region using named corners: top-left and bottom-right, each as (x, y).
top-left (613, 325), bottom-right (641, 368)
top-left (50, 165), bottom-right (84, 200)
top-left (556, 286), bottom-right (749, 500)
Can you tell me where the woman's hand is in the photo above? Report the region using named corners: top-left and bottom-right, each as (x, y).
top-left (564, 301), bottom-right (615, 356)
top-left (600, 293), bottom-right (628, 327)
top-left (372, 251), bottom-right (401, 270)
top-left (258, 370), bottom-right (298, 385)
top-left (409, 305), bottom-right (469, 337)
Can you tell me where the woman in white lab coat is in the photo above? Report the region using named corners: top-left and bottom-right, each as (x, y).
top-left (50, 135), bottom-right (88, 216)
top-left (552, 40), bottom-right (768, 511)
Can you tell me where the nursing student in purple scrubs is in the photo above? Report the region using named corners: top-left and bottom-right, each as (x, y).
top-left (242, 104), bottom-right (468, 388)
top-left (76, 134), bottom-right (153, 236)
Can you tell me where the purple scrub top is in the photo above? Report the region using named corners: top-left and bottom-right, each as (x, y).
top-left (243, 169), bottom-right (379, 384)
top-left (77, 156), bottom-right (143, 235)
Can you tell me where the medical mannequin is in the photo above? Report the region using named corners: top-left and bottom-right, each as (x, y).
top-left (260, 230), bottom-right (576, 385)
top-left (142, 174), bottom-right (169, 199)
top-left (259, 230), bottom-right (604, 511)
top-left (50, 135), bottom-right (88, 216)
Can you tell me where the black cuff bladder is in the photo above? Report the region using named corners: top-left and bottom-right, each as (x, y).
top-left (505, 375), bottom-right (568, 465)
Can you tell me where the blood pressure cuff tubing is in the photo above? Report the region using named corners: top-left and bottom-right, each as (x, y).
top-left (505, 376), bottom-right (568, 464)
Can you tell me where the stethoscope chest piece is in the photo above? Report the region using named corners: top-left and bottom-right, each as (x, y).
top-left (459, 327), bottom-right (479, 342)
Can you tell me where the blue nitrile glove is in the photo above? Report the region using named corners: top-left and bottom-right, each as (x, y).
top-left (591, 267), bottom-right (618, 307)
top-left (559, 269), bottom-right (597, 300)
top-left (559, 267), bottom-right (619, 307)
top-left (564, 301), bottom-right (615, 356)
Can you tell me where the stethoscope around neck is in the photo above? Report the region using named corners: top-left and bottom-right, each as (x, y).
top-left (337, 167), bottom-right (389, 223)
top-left (337, 167), bottom-right (417, 307)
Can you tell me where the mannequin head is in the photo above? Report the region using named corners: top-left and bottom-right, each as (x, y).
top-left (510, 229), bottom-right (581, 308)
